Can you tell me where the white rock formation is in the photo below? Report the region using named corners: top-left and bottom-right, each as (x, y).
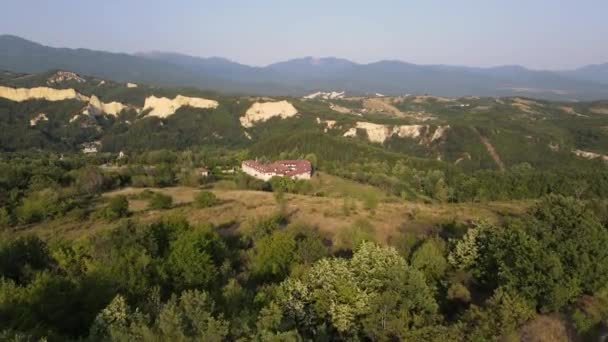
top-left (126, 82), bottom-right (138, 88)
top-left (431, 125), bottom-right (450, 142)
top-left (83, 95), bottom-right (127, 117)
top-left (573, 149), bottom-right (608, 161)
top-left (392, 125), bottom-right (425, 139)
top-left (316, 117), bottom-right (337, 132)
top-left (29, 113), bottom-right (48, 126)
top-left (143, 95), bottom-right (219, 118)
top-left (240, 101), bottom-right (298, 127)
top-left (0, 85), bottom-right (128, 117)
top-left (343, 127), bottom-right (357, 137)
top-left (304, 91), bottom-right (345, 100)
top-left (355, 122), bottom-right (392, 143)
top-left (342, 121), bottom-right (450, 144)
top-left (0, 86), bottom-right (89, 102)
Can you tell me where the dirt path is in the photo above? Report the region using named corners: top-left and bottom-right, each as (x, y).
top-left (473, 127), bottom-right (506, 171)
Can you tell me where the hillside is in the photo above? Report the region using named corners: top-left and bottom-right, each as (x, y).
top-left (2, 69), bottom-right (608, 174)
top-left (3, 35), bottom-right (608, 100)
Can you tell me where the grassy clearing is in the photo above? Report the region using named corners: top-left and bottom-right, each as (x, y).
top-left (307, 172), bottom-right (388, 201)
top-left (15, 184), bottom-right (531, 245)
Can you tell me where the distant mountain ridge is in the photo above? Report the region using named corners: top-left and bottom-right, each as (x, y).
top-left (2, 35), bottom-right (608, 100)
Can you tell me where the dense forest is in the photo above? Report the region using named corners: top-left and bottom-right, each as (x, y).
top-left (1, 150), bottom-right (608, 341)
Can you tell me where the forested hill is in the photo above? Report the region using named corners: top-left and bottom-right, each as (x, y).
top-left (2, 69), bottom-right (608, 173)
top-left (3, 35), bottom-right (608, 100)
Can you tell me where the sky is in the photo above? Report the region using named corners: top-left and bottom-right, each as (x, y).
top-left (1, 0), bottom-right (607, 70)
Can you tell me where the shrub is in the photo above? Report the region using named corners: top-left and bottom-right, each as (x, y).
top-left (74, 166), bottom-right (106, 195)
top-left (131, 175), bottom-right (155, 187)
top-left (362, 193), bottom-right (378, 212)
top-left (177, 169), bottom-right (203, 187)
top-left (102, 195), bottom-right (129, 220)
top-left (336, 218), bottom-right (375, 251)
top-left (15, 189), bottom-right (60, 224)
top-left (148, 192), bottom-right (173, 210)
top-left (134, 189), bottom-right (156, 200)
top-left (194, 191), bottom-right (219, 208)
top-left (0, 208), bottom-right (11, 228)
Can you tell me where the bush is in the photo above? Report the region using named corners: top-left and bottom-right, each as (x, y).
top-left (131, 175), bottom-right (155, 187)
top-left (133, 189), bottom-right (156, 200)
top-left (362, 193), bottom-right (378, 212)
top-left (0, 207), bottom-right (11, 228)
top-left (148, 192), bottom-right (173, 210)
top-left (74, 166), bottom-right (106, 195)
top-left (335, 218), bottom-right (375, 251)
top-left (194, 191), bottom-right (219, 208)
top-left (102, 195), bottom-right (129, 220)
top-left (15, 189), bottom-right (60, 224)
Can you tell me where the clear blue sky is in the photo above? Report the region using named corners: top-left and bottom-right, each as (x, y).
top-left (2, 0), bottom-right (607, 69)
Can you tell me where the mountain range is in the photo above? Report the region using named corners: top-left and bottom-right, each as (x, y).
top-left (1, 34), bottom-right (608, 100)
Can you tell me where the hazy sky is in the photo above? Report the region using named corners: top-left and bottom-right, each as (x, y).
top-left (1, 0), bottom-right (607, 69)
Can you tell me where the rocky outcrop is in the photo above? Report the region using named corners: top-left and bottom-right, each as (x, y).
top-left (0, 86), bottom-right (89, 102)
top-left (392, 125), bottom-right (425, 139)
top-left (240, 101), bottom-right (298, 127)
top-left (29, 113), bottom-right (48, 126)
top-left (431, 125), bottom-right (450, 142)
top-left (354, 122), bottom-right (393, 143)
top-left (343, 127), bottom-right (357, 138)
top-left (573, 149), bottom-right (608, 161)
top-left (316, 117), bottom-right (337, 132)
top-left (0, 85), bottom-right (131, 117)
top-left (82, 95), bottom-right (127, 116)
top-left (342, 121), bottom-right (450, 144)
top-left (143, 95), bottom-right (219, 118)
top-left (47, 71), bottom-right (86, 85)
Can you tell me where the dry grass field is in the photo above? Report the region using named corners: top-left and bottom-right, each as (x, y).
top-left (15, 179), bottom-right (530, 245)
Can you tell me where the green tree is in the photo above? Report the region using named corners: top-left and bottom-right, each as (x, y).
top-left (410, 237), bottom-right (448, 282)
top-left (273, 189), bottom-right (287, 216)
top-left (476, 223), bottom-right (569, 312)
top-left (304, 153), bottom-right (317, 169)
top-left (250, 230), bottom-right (296, 281)
top-left (0, 236), bottom-right (52, 284)
top-left (0, 207), bottom-right (10, 228)
top-left (74, 166), bottom-right (105, 195)
top-left (434, 178), bottom-right (450, 203)
top-left (102, 195), bottom-right (129, 220)
top-left (148, 192), bottom-right (173, 210)
top-left (167, 225), bottom-right (226, 289)
top-left (274, 242), bottom-right (438, 340)
top-left (92, 290), bottom-right (228, 341)
top-left (362, 192), bottom-right (378, 212)
top-left (462, 288), bottom-right (535, 341)
top-left (194, 191), bottom-right (219, 208)
top-left (528, 195), bottom-right (608, 294)
top-left (448, 221), bottom-right (490, 270)
top-left (15, 188), bottom-right (60, 224)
